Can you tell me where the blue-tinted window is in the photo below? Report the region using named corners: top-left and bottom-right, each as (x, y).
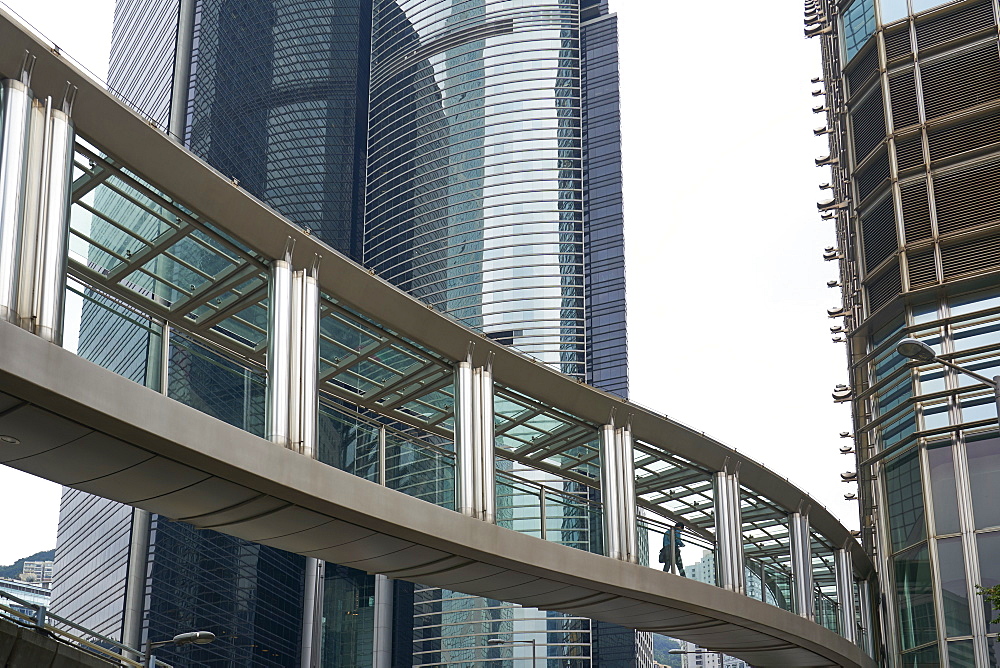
top-left (844, 0), bottom-right (877, 61)
top-left (885, 450), bottom-right (926, 551)
top-left (879, 0), bottom-right (909, 23)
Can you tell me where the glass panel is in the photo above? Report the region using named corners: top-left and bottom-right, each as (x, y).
top-left (843, 0), bottom-right (877, 60)
top-left (966, 436), bottom-right (1000, 530)
top-left (167, 332), bottom-right (266, 437)
top-left (950, 287), bottom-right (1000, 317)
top-left (885, 450), bottom-right (927, 551)
top-left (937, 537), bottom-right (971, 637)
top-left (317, 402), bottom-right (379, 482)
top-left (384, 431), bottom-right (455, 509)
top-left (879, 0), bottom-right (909, 22)
top-left (927, 442), bottom-right (960, 536)
top-left (900, 643), bottom-right (940, 667)
top-left (947, 639), bottom-right (975, 667)
top-left (977, 531), bottom-right (1000, 634)
top-left (894, 543), bottom-right (937, 651)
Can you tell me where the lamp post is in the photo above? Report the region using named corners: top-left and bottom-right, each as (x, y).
top-left (487, 637), bottom-right (537, 667)
top-left (143, 631), bottom-right (216, 667)
top-left (896, 337), bottom-right (1000, 423)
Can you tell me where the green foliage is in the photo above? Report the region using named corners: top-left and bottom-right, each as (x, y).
top-left (652, 634), bottom-right (683, 667)
top-left (0, 549), bottom-right (55, 580)
top-left (977, 584), bottom-right (1000, 624)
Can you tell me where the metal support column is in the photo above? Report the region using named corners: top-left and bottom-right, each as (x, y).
top-left (34, 88), bottom-right (76, 344)
top-left (168, 0), bottom-right (196, 143)
top-left (600, 423), bottom-right (622, 561)
top-left (300, 557), bottom-right (323, 668)
top-left (0, 72), bottom-right (34, 322)
top-left (455, 359), bottom-right (477, 519)
top-left (713, 469), bottom-right (745, 594)
top-left (858, 577), bottom-right (873, 656)
top-left (290, 262), bottom-right (319, 458)
top-left (266, 246), bottom-right (293, 446)
top-left (474, 356), bottom-right (496, 524)
top-left (617, 426), bottom-right (638, 563)
top-left (790, 511), bottom-right (814, 620)
top-left (372, 574), bottom-right (393, 668)
top-left (835, 548), bottom-right (856, 642)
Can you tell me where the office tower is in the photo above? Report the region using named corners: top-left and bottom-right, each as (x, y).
top-left (812, 0), bottom-right (1000, 664)
top-left (53, 0), bottom-right (635, 665)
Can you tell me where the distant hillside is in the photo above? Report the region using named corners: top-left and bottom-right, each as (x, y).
top-left (0, 549), bottom-right (55, 580)
top-left (653, 634), bottom-right (682, 667)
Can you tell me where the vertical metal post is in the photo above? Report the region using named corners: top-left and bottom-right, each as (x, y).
top-left (378, 425), bottom-right (387, 487)
top-left (16, 97), bottom-right (45, 332)
top-left (478, 358), bottom-right (496, 524)
top-left (713, 470), bottom-right (744, 593)
top-left (858, 578), bottom-right (873, 656)
top-left (372, 574), bottom-right (393, 668)
top-left (790, 511), bottom-right (814, 620)
top-left (300, 557), bottom-right (322, 668)
top-left (266, 250), bottom-right (293, 446)
top-left (290, 266), bottom-right (319, 457)
top-left (169, 0), bottom-right (197, 143)
top-left (455, 360), bottom-right (477, 519)
top-left (122, 507), bottom-right (151, 658)
top-left (835, 548), bottom-right (856, 642)
top-left (599, 424), bottom-right (621, 560)
top-left (618, 426), bottom-right (638, 563)
top-left (993, 377), bottom-right (1000, 426)
top-left (0, 76), bottom-right (33, 323)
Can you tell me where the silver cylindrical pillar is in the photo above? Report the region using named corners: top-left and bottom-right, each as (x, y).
top-left (290, 268), bottom-right (319, 457)
top-left (169, 0), bottom-right (197, 142)
top-left (300, 557), bottom-right (323, 668)
top-left (790, 512), bottom-right (814, 620)
top-left (713, 471), bottom-right (745, 593)
top-left (600, 424), bottom-right (621, 560)
top-left (34, 106), bottom-right (74, 344)
top-left (477, 364), bottom-right (496, 524)
top-left (15, 98), bottom-right (45, 331)
top-left (122, 507), bottom-right (151, 658)
top-left (0, 79), bottom-right (33, 323)
top-left (835, 548), bottom-right (856, 642)
top-left (454, 361), bottom-right (477, 518)
top-left (858, 578), bottom-right (873, 656)
top-left (266, 256), bottom-right (293, 445)
top-left (372, 574), bottom-right (393, 668)
top-left (618, 426), bottom-right (638, 563)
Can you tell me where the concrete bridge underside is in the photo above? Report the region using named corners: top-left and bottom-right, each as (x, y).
top-left (0, 322), bottom-right (871, 668)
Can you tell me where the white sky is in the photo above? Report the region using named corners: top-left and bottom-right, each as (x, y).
top-left (0, 0), bottom-right (855, 567)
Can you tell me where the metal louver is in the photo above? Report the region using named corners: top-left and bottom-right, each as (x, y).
top-left (855, 149), bottom-right (891, 202)
top-left (941, 234), bottom-right (1000, 279)
top-left (885, 26), bottom-right (913, 63)
top-left (895, 132), bottom-right (924, 171)
top-left (889, 71), bottom-right (920, 130)
top-left (851, 85), bottom-right (887, 160)
top-left (921, 45), bottom-right (1000, 120)
top-left (906, 248), bottom-right (937, 288)
top-left (867, 263), bottom-right (902, 312)
top-left (861, 195), bottom-right (899, 270)
top-left (847, 45), bottom-right (880, 98)
top-left (927, 109), bottom-right (1000, 162)
top-left (900, 181), bottom-right (932, 243)
top-left (934, 159), bottom-right (1000, 234)
top-left (915, 0), bottom-right (995, 52)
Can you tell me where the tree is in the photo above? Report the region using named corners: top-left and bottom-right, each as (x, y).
top-left (976, 584), bottom-right (1000, 623)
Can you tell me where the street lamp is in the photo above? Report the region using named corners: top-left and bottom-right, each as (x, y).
top-left (895, 337), bottom-right (1000, 421)
top-left (487, 637), bottom-right (537, 667)
top-left (143, 631), bottom-right (216, 667)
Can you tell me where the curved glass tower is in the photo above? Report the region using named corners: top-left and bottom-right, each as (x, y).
top-left (814, 0), bottom-right (1000, 664)
top-left (364, 0), bottom-right (586, 377)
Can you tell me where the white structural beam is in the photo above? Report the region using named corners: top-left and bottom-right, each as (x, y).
top-left (790, 511), bottom-right (814, 620)
top-left (714, 469), bottom-right (745, 594)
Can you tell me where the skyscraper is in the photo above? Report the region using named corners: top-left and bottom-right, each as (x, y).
top-left (812, 0), bottom-right (1000, 664)
top-left (53, 0), bottom-right (634, 665)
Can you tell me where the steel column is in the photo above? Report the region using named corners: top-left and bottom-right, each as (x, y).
top-left (34, 100), bottom-right (74, 344)
top-left (121, 506), bottom-right (151, 659)
top-left (475, 362), bottom-right (496, 524)
top-left (600, 424), bottom-right (622, 560)
top-left (15, 96), bottom-right (43, 331)
top-left (790, 511), bottom-right (814, 620)
top-left (454, 360), bottom-right (477, 518)
top-left (835, 548), bottom-right (856, 642)
top-left (266, 252), bottom-right (293, 446)
top-left (0, 77), bottom-right (32, 322)
top-left (617, 426), bottom-right (638, 563)
top-left (714, 470), bottom-right (745, 593)
top-left (290, 266), bottom-right (319, 458)
top-left (168, 0), bottom-right (196, 143)
top-left (858, 578), bottom-right (873, 657)
top-left (372, 574), bottom-right (393, 668)
top-left (300, 557), bottom-right (323, 668)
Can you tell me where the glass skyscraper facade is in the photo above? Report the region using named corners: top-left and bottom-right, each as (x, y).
top-left (53, 0), bottom-right (633, 665)
top-left (814, 0), bottom-right (1000, 664)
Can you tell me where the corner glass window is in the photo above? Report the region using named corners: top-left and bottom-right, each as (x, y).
top-left (977, 531), bottom-right (1000, 633)
top-left (966, 435), bottom-right (1000, 529)
top-left (879, 0), bottom-right (909, 23)
top-left (843, 0), bottom-right (877, 61)
top-left (936, 536), bottom-right (971, 637)
top-left (927, 442), bottom-right (960, 536)
top-left (885, 450), bottom-right (926, 551)
top-left (894, 543), bottom-right (937, 651)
